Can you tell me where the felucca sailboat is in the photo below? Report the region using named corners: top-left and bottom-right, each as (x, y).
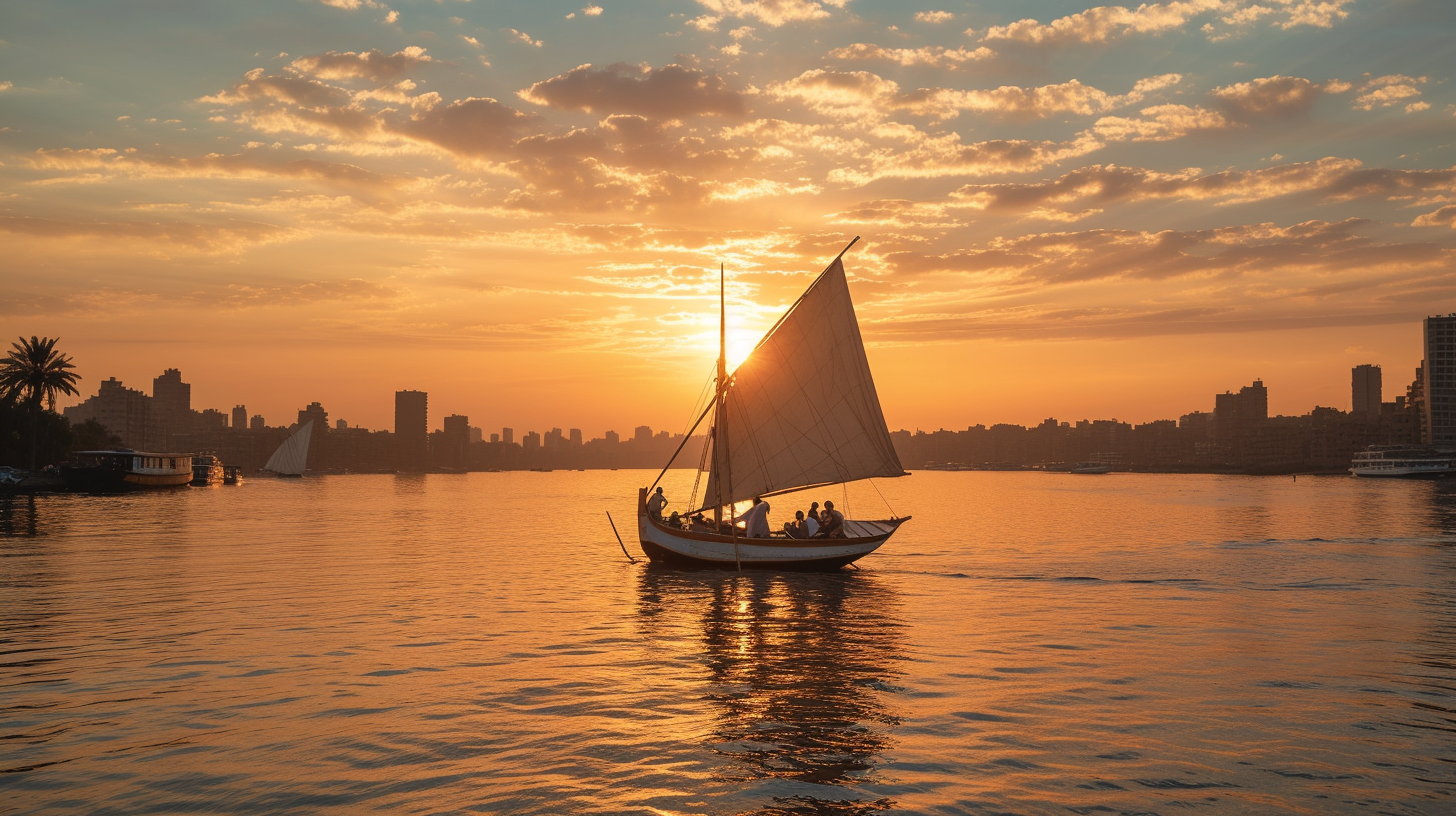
top-left (263, 420), bottom-right (313, 477)
top-left (636, 238), bottom-right (910, 570)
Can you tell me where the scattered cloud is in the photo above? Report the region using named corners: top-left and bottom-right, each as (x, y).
top-left (508, 29), bottom-right (543, 47)
top-left (1413, 205), bottom-right (1456, 228)
top-left (287, 46), bottom-right (432, 81)
top-left (1353, 75), bottom-right (1429, 112)
top-left (826, 43), bottom-right (995, 69)
top-left (914, 10), bottom-right (955, 24)
top-left (691, 0), bottom-right (850, 28)
top-left (520, 63), bottom-right (747, 118)
top-left (980, 0), bottom-right (1355, 46)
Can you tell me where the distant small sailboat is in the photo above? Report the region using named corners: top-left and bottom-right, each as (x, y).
top-left (263, 420), bottom-right (313, 477)
top-left (637, 237), bottom-right (910, 571)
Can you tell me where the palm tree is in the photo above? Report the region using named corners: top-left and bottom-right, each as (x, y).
top-left (0, 336), bottom-right (82, 470)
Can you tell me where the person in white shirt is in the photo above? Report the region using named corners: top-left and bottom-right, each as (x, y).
top-left (739, 497), bottom-right (771, 537)
top-left (646, 487), bottom-right (667, 520)
top-left (804, 509), bottom-right (820, 538)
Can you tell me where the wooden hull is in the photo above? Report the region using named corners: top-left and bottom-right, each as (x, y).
top-left (61, 467), bottom-right (192, 491)
top-left (637, 508), bottom-right (908, 571)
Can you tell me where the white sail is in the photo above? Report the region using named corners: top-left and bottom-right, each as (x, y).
top-left (704, 257), bottom-right (905, 507)
top-left (264, 420), bottom-right (313, 476)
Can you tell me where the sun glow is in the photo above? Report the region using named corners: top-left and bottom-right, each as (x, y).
top-left (727, 328), bottom-right (759, 371)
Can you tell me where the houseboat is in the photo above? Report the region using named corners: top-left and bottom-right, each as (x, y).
top-left (61, 450), bottom-right (194, 491)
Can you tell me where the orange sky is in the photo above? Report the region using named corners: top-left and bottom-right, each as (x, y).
top-left (4, 1), bottom-right (1454, 435)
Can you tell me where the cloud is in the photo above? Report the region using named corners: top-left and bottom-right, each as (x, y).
top-left (397, 97), bottom-right (541, 158)
top-left (826, 43), bottom-right (996, 69)
top-left (0, 81), bottom-right (12, 92)
top-left (980, 0), bottom-right (1355, 45)
top-left (583, 4), bottom-right (603, 15)
top-left (770, 69), bottom-right (1182, 120)
top-left (26, 148), bottom-right (404, 193)
top-left (1413, 205), bottom-right (1456, 228)
top-left (519, 63), bottom-right (747, 118)
top-left (508, 28), bottom-right (543, 47)
top-left (1353, 75), bottom-right (1428, 112)
top-left (1210, 75), bottom-right (1335, 118)
top-left (1091, 104), bottom-right (1231, 141)
top-left (287, 47), bottom-right (432, 81)
top-left (981, 0), bottom-right (1230, 44)
top-left (948, 158), bottom-right (1456, 214)
top-left (914, 10), bottom-right (955, 24)
top-left (0, 214), bottom-right (298, 252)
top-left (692, 0), bottom-right (850, 28)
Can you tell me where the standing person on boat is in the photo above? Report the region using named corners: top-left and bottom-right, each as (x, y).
top-left (816, 500), bottom-right (844, 538)
top-left (647, 487), bottom-right (667, 520)
top-left (739, 497), bottom-right (771, 538)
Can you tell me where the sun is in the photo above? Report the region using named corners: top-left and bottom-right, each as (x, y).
top-left (726, 328), bottom-right (758, 371)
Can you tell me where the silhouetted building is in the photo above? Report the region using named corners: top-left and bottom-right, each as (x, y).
top-left (604, 430), bottom-right (619, 445)
top-left (1214, 379), bottom-right (1267, 439)
top-left (395, 390), bottom-right (428, 471)
top-left (232, 405), bottom-right (247, 429)
top-left (298, 401), bottom-right (328, 433)
top-left (523, 430), bottom-right (541, 450)
top-left (64, 377), bottom-right (159, 450)
top-left (569, 428), bottom-right (583, 446)
top-left (199, 408), bottom-right (228, 430)
top-left (1426, 315), bottom-right (1456, 447)
top-left (250, 414), bottom-right (265, 431)
top-left (439, 414), bottom-right (470, 469)
top-left (635, 425), bottom-right (652, 442)
top-left (1352, 364), bottom-right (1382, 415)
top-left (153, 368), bottom-right (191, 444)
top-left (336, 418), bottom-right (347, 430)
top-left (490, 433), bottom-right (500, 444)
top-left (502, 427), bottom-right (514, 445)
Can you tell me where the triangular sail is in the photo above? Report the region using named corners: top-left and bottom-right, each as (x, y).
top-left (704, 257), bottom-right (904, 508)
top-left (264, 420), bottom-right (313, 475)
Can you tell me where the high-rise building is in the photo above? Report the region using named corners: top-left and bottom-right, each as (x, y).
top-left (336, 418), bottom-right (348, 430)
top-left (298, 401), bottom-right (328, 432)
top-left (440, 414), bottom-right (470, 469)
top-left (634, 425), bottom-right (652, 442)
top-left (63, 377), bottom-right (158, 450)
top-left (152, 368), bottom-right (191, 442)
top-left (232, 405), bottom-right (247, 429)
top-left (604, 430), bottom-right (619, 445)
top-left (1424, 315), bottom-right (1456, 446)
top-left (396, 390), bottom-right (429, 470)
top-left (1213, 379), bottom-right (1267, 438)
top-left (569, 428), bottom-right (583, 446)
top-left (1352, 364), bottom-right (1382, 415)
top-left (523, 430), bottom-right (541, 450)
top-left (502, 427), bottom-right (514, 445)
top-left (250, 414), bottom-right (265, 431)
top-left (490, 433), bottom-right (500, 444)
top-left (443, 414), bottom-right (469, 435)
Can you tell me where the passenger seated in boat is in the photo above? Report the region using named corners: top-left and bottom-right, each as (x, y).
top-left (783, 510), bottom-right (808, 538)
top-left (807, 501), bottom-right (820, 526)
top-left (815, 500), bottom-right (844, 538)
top-left (647, 487), bottom-right (667, 520)
top-left (668, 511), bottom-right (681, 528)
top-left (740, 497), bottom-right (771, 538)
top-left (804, 507), bottom-right (820, 538)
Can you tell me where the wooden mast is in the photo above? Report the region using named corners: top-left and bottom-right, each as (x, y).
top-left (713, 264), bottom-right (725, 531)
top-left (720, 262), bottom-right (741, 571)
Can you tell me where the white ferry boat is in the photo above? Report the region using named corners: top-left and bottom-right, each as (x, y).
top-left (1349, 446), bottom-right (1456, 478)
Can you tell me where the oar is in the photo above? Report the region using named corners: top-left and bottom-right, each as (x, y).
top-left (606, 511), bottom-right (637, 563)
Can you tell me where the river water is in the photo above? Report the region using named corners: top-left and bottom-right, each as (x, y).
top-left (3, 471), bottom-right (1456, 815)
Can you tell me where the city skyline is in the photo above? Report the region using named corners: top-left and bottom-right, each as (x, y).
top-left (5, 2), bottom-right (1455, 433)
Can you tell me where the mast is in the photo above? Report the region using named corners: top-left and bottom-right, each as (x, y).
top-left (720, 262), bottom-right (741, 571)
top-left (714, 263), bottom-right (726, 531)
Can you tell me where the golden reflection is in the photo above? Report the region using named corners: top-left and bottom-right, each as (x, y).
top-left (636, 568), bottom-right (905, 815)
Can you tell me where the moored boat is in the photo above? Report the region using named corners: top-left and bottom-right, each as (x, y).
top-left (61, 450), bottom-right (194, 491)
top-left (191, 453), bottom-right (225, 485)
top-left (636, 237), bottom-right (911, 571)
top-left (223, 465), bottom-right (243, 485)
top-left (1072, 462), bottom-right (1111, 474)
top-left (1350, 445), bottom-right (1456, 477)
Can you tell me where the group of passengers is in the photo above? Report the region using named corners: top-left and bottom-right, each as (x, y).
top-left (646, 487), bottom-right (845, 539)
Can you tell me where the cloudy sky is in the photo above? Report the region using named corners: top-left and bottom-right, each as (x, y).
top-left (4, 0), bottom-right (1455, 435)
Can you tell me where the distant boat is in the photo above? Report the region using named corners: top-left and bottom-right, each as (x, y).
top-left (637, 237), bottom-right (910, 571)
top-left (1350, 445), bottom-right (1456, 478)
top-left (62, 450), bottom-right (194, 491)
top-left (222, 465), bottom-right (243, 485)
top-left (263, 421), bottom-right (313, 477)
top-left (1071, 462), bottom-right (1111, 474)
